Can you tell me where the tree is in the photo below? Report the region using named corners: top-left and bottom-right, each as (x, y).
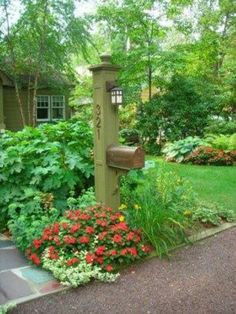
top-left (137, 74), bottom-right (216, 151)
top-left (0, 0), bottom-right (91, 126)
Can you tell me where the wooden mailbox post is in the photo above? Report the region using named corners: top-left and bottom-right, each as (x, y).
top-left (89, 54), bottom-right (144, 210)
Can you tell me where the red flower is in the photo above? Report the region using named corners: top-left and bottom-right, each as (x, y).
top-left (29, 253), bottom-right (41, 265)
top-left (95, 246), bottom-right (106, 256)
top-left (61, 222), bottom-right (69, 230)
top-left (67, 257), bottom-right (80, 266)
top-left (96, 219), bottom-right (108, 227)
top-left (70, 223), bottom-right (81, 233)
top-left (79, 236), bottom-right (90, 244)
top-left (106, 265), bottom-right (113, 272)
top-left (85, 226), bottom-right (95, 234)
top-left (126, 232), bottom-right (135, 241)
top-left (96, 256), bottom-right (104, 265)
top-left (134, 235), bottom-right (141, 243)
top-left (109, 249), bottom-right (117, 256)
top-left (48, 246), bottom-right (59, 260)
top-left (113, 234), bottom-right (122, 243)
top-left (128, 247), bottom-right (137, 256)
top-left (121, 248), bottom-right (128, 256)
top-left (80, 213), bottom-right (91, 220)
top-left (52, 223), bottom-right (60, 234)
top-left (141, 245), bottom-right (152, 253)
top-left (53, 236), bottom-right (60, 246)
top-left (86, 253), bottom-right (95, 263)
top-left (106, 207), bottom-right (113, 212)
top-left (33, 239), bottom-right (42, 249)
top-left (42, 228), bottom-right (52, 240)
top-left (63, 235), bottom-right (77, 244)
top-left (98, 231), bottom-right (108, 240)
top-left (111, 222), bottom-right (129, 232)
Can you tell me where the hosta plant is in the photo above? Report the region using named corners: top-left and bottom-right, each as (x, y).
top-left (26, 205), bottom-right (151, 287)
top-left (162, 137), bottom-right (204, 162)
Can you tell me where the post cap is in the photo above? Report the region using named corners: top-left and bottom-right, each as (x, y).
top-left (100, 53), bottom-right (112, 64)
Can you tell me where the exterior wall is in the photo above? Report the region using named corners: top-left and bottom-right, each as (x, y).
top-left (0, 79), bottom-right (5, 130)
top-left (3, 87), bottom-right (71, 131)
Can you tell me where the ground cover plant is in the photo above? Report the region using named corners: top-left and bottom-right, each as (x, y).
top-left (26, 204), bottom-right (151, 287)
top-left (0, 120), bottom-right (94, 232)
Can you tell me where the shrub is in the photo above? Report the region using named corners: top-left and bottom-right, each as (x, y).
top-left (26, 205), bottom-right (151, 287)
top-left (185, 146), bottom-right (233, 166)
top-left (162, 137), bottom-right (204, 162)
top-left (0, 120), bottom-right (94, 231)
top-left (136, 75), bottom-right (215, 148)
top-left (204, 120), bottom-right (236, 135)
top-left (119, 128), bottom-right (140, 145)
top-left (205, 133), bottom-right (236, 151)
top-left (121, 168), bottom-right (196, 256)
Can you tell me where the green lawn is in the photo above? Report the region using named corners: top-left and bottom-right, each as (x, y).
top-left (148, 157), bottom-right (236, 213)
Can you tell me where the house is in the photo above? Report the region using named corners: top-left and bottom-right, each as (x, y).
top-left (0, 69), bottom-right (72, 132)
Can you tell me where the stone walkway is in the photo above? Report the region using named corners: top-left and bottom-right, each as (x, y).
top-left (0, 234), bottom-right (65, 306)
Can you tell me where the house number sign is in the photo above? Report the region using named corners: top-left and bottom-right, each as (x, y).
top-left (95, 104), bottom-right (101, 139)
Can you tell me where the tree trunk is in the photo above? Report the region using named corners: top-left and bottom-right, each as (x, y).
top-left (32, 74), bottom-right (39, 127)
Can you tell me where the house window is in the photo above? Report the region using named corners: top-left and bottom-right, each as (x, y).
top-left (51, 95), bottom-right (65, 120)
top-left (36, 96), bottom-right (50, 121)
top-left (36, 95), bottom-right (65, 122)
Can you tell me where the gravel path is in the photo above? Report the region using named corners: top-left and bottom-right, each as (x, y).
top-left (11, 227), bottom-right (236, 314)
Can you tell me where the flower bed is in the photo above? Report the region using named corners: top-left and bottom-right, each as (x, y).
top-left (184, 146), bottom-right (233, 166)
top-left (26, 205), bottom-right (151, 287)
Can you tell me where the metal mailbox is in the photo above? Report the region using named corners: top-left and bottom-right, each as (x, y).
top-left (106, 145), bottom-right (145, 170)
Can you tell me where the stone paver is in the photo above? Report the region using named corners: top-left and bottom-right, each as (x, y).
top-left (0, 271), bottom-right (34, 305)
top-left (0, 236), bottom-right (65, 306)
top-left (0, 248), bottom-right (28, 271)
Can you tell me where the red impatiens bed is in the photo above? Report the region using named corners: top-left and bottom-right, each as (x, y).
top-left (26, 205), bottom-right (152, 277)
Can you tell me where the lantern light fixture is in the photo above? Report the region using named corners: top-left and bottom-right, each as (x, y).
top-left (106, 81), bottom-right (123, 106)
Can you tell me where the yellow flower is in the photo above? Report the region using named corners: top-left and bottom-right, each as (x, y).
top-left (119, 215), bottom-right (125, 222)
top-left (134, 204), bottom-right (141, 210)
top-left (119, 204), bottom-right (127, 211)
top-left (183, 210), bottom-right (192, 217)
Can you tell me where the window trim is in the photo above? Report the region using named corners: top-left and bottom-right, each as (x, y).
top-left (36, 95), bottom-right (50, 122)
top-left (36, 95), bottom-right (66, 122)
top-left (51, 95), bottom-right (66, 121)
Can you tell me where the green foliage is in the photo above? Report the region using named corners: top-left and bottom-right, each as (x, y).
top-left (137, 75), bottom-right (215, 152)
top-left (192, 203), bottom-right (235, 226)
top-left (0, 120), bottom-right (93, 231)
top-left (119, 128), bottom-right (140, 146)
top-left (8, 192), bottom-right (62, 251)
top-left (7, 188), bottom-right (96, 252)
top-left (0, 302), bottom-right (16, 314)
top-left (205, 133), bottom-right (236, 151)
top-left (121, 168), bottom-right (196, 256)
top-left (67, 187), bottom-right (96, 210)
top-left (163, 137), bottom-right (204, 162)
top-left (205, 120), bottom-right (236, 135)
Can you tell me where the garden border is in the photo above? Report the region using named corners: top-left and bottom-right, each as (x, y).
top-left (2, 222), bottom-right (236, 309)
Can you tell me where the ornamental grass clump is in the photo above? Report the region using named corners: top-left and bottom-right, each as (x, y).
top-left (121, 169), bottom-right (196, 257)
top-left (26, 205), bottom-right (151, 287)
